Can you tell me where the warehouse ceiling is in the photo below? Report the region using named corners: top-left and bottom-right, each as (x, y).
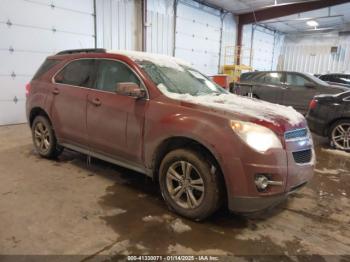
top-left (202, 0), bottom-right (350, 34)
top-left (259, 3), bottom-right (350, 33)
top-left (202, 0), bottom-right (313, 14)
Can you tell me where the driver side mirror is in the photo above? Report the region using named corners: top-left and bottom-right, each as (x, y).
top-left (115, 82), bottom-right (146, 99)
top-left (305, 82), bottom-right (316, 88)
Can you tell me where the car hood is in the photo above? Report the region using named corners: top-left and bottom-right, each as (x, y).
top-left (160, 88), bottom-right (306, 135)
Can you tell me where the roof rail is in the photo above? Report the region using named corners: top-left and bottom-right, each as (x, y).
top-left (56, 48), bottom-right (107, 55)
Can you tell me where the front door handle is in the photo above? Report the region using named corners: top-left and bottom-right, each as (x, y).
top-left (91, 98), bottom-right (101, 107)
top-left (52, 88), bottom-right (60, 95)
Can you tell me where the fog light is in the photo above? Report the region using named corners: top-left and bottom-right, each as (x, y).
top-left (255, 175), bottom-right (269, 190)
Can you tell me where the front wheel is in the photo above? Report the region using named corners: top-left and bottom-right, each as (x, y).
top-left (159, 149), bottom-right (223, 221)
top-left (32, 116), bottom-right (63, 158)
top-left (329, 119), bottom-right (350, 151)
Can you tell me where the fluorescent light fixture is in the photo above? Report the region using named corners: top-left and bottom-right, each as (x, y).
top-left (306, 20), bottom-right (319, 27)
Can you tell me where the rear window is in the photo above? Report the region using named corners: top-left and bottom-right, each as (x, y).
top-left (54, 59), bottom-right (94, 88)
top-left (33, 59), bottom-right (60, 80)
top-left (240, 73), bottom-right (256, 81)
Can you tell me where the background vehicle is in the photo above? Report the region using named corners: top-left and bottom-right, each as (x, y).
top-left (319, 73), bottom-right (350, 88)
top-left (27, 49), bottom-right (314, 220)
top-left (307, 91), bottom-right (350, 151)
top-left (235, 71), bottom-right (347, 114)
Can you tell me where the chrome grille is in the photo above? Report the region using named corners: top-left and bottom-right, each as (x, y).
top-left (293, 149), bottom-right (312, 164)
top-left (284, 128), bottom-right (308, 140)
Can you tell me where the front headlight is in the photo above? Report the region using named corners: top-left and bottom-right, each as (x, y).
top-left (230, 120), bottom-right (282, 153)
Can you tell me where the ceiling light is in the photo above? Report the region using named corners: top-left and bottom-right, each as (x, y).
top-left (306, 20), bottom-right (319, 27)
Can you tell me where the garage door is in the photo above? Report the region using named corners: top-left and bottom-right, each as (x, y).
top-left (252, 27), bottom-right (275, 71)
top-left (241, 25), bottom-right (276, 71)
top-left (0, 0), bottom-right (95, 125)
top-left (175, 0), bottom-right (222, 75)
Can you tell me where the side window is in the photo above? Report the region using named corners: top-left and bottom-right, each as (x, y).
top-left (96, 60), bottom-right (140, 93)
top-left (261, 72), bottom-right (283, 85)
top-left (286, 73), bottom-right (311, 87)
top-left (55, 59), bottom-right (94, 88)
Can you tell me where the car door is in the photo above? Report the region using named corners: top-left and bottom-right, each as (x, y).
top-left (283, 73), bottom-right (320, 114)
top-left (250, 72), bottom-right (285, 104)
top-left (50, 59), bottom-right (95, 147)
top-left (86, 59), bottom-right (148, 167)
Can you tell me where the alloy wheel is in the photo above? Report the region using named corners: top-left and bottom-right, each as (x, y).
top-left (331, 123), bottom-right (350, 150)
top-left (165, 161), bottom-right (205, 209)
top-left (34, 121), bottom-right (51, 153)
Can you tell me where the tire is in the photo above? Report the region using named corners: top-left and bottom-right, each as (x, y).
top-left (31, 115), bottom-right (63, 158)
top-left (329, 119), bottom-right (350, 151)
top-left (159, 149), bottom-right (223, 221)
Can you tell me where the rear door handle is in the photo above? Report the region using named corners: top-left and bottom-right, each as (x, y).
top-left (52, 88), bottom-right (60, 95)
top-left (91, 98), bottom-right (101, 107)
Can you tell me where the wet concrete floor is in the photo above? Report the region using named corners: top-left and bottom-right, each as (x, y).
top-left (0, 124), bottom-right (349, 260)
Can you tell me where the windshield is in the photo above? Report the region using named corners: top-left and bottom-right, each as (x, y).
top-left (137, 61), bottom-right (228, 96)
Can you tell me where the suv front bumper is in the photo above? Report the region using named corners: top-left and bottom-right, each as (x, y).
top-left (225, 136), bottom-right (315, 213)
top-left (229, 181), bottom-right (308, 213)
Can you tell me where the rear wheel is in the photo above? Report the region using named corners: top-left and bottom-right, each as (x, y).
top-left (159, 149), bottom-right (223, 221)
top-left (32, 116), bottom-right (63, 158)
top-left (329, 119), bottom-right (350, 151)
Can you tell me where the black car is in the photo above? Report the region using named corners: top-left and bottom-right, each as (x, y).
top-left (236, 71), bottom-right (347, 114)
top-left (307, 91), bottom-right (350, 151)
top-left (319, 73), bottom-right (350, 88)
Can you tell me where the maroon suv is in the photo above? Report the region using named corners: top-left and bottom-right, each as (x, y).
top-left (26, 49), bottom-right (315, 220)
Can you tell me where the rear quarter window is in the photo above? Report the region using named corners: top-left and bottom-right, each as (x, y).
top-left (32, 59), bottom-right (61, 80)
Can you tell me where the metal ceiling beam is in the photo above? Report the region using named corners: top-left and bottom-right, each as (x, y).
top-left (236, 0), bottom-right (350, 64)
top-left (239, 0), bottom-right (350, 25)
top-left (261, 15), bottom-right (344, 24)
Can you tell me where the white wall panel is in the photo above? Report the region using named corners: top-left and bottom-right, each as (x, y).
top-left (175, 0), bottom-right (222, 75)
top-left (146, 0), bottom-right (174, 55)
top-left (0, 0), bottom-right (94, 125)
top-left (280, 34), bottom-right (350, 74)
top-left (96, 0), bottom-right (142, 51)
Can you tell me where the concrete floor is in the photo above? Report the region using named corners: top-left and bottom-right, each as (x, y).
top-left (0, 124), bottom-right (350, 259)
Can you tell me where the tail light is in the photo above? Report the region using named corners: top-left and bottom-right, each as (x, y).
top-left (25, 83), bottom-right (31, 96)
top-left (309, 98), bottom-right (317, 110)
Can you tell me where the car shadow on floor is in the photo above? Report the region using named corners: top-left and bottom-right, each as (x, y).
top-left (27, 147), bottom-right (318, 255)
top-left (51, 148), bottom-right (288, 224)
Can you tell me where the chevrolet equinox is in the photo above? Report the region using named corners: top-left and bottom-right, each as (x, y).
top-left (26, 49), bottom-right (315, 220)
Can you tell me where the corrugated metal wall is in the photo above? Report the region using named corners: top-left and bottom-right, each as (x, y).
top-left (96, 0), bottom-right (142, 50)
top-left (280, 34), bottom-right (350, 74)
top-left (0, 0), bottom-right (94, 125)
top-left (146, 0), bottom-right (174, 55)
